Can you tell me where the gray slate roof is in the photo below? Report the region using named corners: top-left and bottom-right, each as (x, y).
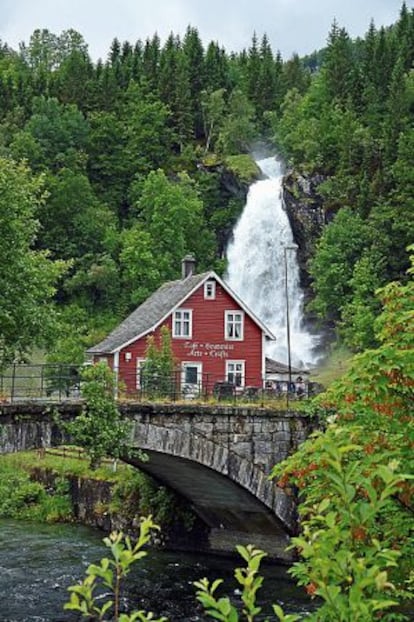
top-left (265, 357), bottom-right (309, 375)
top-left (87, 271), bottom-right (211, 354)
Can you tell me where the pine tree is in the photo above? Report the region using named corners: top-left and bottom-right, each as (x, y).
top-left (142, 34), bottom-right (161, 94)
top-left (183, 26), bottom-right (205, 138)
top-left (158, 33), bottom-right (193, 149)
top-left (204, 41), bottom-right (230, 92)
top-left (322, 21), bottom-right (355, 105)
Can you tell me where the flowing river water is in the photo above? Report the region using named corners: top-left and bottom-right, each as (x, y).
top-left (0, 519), bottom-right (313, 621)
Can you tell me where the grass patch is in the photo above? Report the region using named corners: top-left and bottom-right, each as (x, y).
top-left (0, 449), bottom-right (192, 530)
top-left (224, 154), bottom-right (260, 182)
top-left (199, 153), bottom-right (260, 182)
top-left (309, 343), bottom-right (354, 387)
top-left (0, 448), bottom-right (138, 523)
top-left (0, 447), bottom-right (132, 482)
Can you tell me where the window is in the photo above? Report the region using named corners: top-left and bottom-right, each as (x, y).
top-left (182, 362), bottom-right (202, 384)
top-left (136, 358), bottom-right (146, 389)
top-left (225, 311), bottom-right (244, 340)
top-left (181, 362), bottom-right (202, 398)
top-left (173, 309), bottom-right (192, 338)
top-left (226, 360), bottom-right (245, 387)
top-left (204, 280), bottom-right (216, 300)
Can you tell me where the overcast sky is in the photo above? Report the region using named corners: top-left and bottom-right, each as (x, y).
top-left (0, 0), bottom-right (410, 61)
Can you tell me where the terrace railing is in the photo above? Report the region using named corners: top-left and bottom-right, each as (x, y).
top-left (0, 364), bottom-right (321, 405)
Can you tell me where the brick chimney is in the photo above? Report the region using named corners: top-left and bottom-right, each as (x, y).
top-left (181, 254), bottom-right (196, 278)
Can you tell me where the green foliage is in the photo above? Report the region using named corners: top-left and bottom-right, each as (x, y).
top-left (308, 208), bottom-right (370, 322)
top-left (340, 253), bottom-right (383, 350)
top-left (122, 84), bottom-right (174, 183)
top-left (135, 168), bottom-right (215, 279)
top-left (141, 327), bottom-right (177, 400)
top-left (271, 255), bottom-right (414, 619)
top-left (201, 88), bottom-right (226, 152)
top-left (65, 519), bottom-right (167, 622)
top-left (45, 305), bottom-right (119, 373)
top-left (0, 157), bottom-right (67, 368)
top-left (10, 95), bottom-right (89, 171)
top-left (195, 544), bottom-right (269, 622)
top-left (217, 89), bottom-right (256, 155)
top-left (0, 461), bottom-right (72, 522)
top-left (118, 224), bottom-right (161, 308)
top-left (86, 110), bottom-right (129, 210)
top-left (0, 11), bottom-right (411, 353)
top-left (223, 155), bottom-right (260, 183)
top-left (275, 430), bottom-right (411, 621)
top-left (64, 361), bottom-right (132, 468)
top-left (39, 168), bottom-right (116, 259)
top-left (322, 21), bottom-right (356, 105)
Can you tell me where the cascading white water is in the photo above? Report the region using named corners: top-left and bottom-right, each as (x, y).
top-left (226, 156), bottom-right (317, 368)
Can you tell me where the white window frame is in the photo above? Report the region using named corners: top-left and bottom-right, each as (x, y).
top-left (204, 280), bottom-right (216, 300)
top-left (226, 360), bottom-right (245, 387)
top-left (136, 358), bottom-right (146, 389)
top-left (225, 310), bottom-right (244, 340)
top-left (173, 308), bottom-right (192, 338)
top-left (181, 361), bottom-right (202, 385)
top-left (181, 362), bottom-right (203, 398)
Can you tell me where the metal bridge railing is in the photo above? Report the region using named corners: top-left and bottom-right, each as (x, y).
top-left (0, 363), bottom-right (82, 403)
top-left (0, 364), bottom-right (322, 405)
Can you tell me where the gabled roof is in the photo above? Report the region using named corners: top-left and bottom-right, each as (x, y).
top-left (265, 357), bottom-right (309, 375)
top-left (87, 271), bottom-right (275, 355)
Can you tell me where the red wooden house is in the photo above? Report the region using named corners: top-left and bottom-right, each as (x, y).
top-left (87, 256), bottom-right (275, 397)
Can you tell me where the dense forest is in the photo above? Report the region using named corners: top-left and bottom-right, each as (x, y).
top-left (0, 3), bottom-right (413, 367)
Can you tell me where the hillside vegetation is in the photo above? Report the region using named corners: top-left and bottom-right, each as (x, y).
top-left (0, 3), bottom-right (412, 368)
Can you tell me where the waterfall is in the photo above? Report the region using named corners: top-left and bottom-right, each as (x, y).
top-left (225, 156), bottom-right (318, 368)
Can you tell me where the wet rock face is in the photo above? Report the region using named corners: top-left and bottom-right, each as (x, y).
top-left (282, 170), bottom-right (326, 291)
top-left (220, 166), bottom-right (251, 200)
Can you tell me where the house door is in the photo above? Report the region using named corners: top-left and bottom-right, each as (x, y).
top-left (181, 362), bottom-right (202, 398)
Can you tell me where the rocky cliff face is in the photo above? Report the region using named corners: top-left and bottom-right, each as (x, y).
top-left (203, 158), bottom-right (326, 298)
top-left (198, 155), bottom-right (259, 257)
top-left (282, 170), bottom-right (326, 292)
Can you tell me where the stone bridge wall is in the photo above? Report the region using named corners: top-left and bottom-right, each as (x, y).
top-left (124, 403), bottom-right (310, 478)
top-left (0, 401), bottom-right (316, 559)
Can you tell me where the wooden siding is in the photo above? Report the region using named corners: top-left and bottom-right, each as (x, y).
top-left (105, 279), bottom-right (264, 394)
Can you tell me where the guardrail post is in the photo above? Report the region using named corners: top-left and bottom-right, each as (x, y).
top-left (10, 362), bottom-right (16, 403)
top-left (40, 364), bottom-right (45, 399)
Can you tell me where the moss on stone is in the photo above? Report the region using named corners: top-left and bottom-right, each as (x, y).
top-left (223, 155), bottom-right (260, 182)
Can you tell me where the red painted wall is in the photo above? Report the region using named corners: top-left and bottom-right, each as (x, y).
top-left (99, 280), bottom-right (265, 395)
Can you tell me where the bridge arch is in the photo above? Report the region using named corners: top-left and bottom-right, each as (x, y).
top-left (125, 414), bottom-right (303, 559)
top-left (0, 402), bottom-right (312, 559)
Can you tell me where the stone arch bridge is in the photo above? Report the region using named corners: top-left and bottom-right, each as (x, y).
top-left (0, 401), bottom-right (315, 559)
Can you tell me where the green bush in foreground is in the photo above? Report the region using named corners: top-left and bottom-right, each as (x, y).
top-left (0, 463), bottom-right (72, 522)
top-left (65, 518), bottom-right (167, 622)
top-left (270, 250), bottom-right (414, 620)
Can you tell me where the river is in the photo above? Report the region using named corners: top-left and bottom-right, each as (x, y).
top-left (0, 519), bottom-right (313, 621)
